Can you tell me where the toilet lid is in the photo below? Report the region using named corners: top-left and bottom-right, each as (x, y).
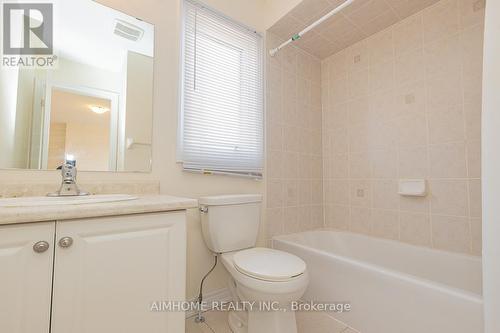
top-left (233, 248), bottom-right (306, 282)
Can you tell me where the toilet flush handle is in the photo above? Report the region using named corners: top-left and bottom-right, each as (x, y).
top-left (199, 206), bottom-right (208, 213)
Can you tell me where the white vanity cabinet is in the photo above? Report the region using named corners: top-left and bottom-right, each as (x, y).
top-left (0, 211), bottom-right (186, 333)
top-left (0, 222), bottom-right (55, 333)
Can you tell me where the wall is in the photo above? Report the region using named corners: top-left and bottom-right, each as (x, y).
top-left (123, 52), bottom-right (154, 172)
top-left (0, 67), bottom-right (19, 169)
top-left (321, 0), bottom-right (484, 255)
top-left (47, 123), bottom-right (67, 169)
top-left (13, 68), bottom-right (36, 168)
top-left (482, 0), bottom-right (500, 330)
top-left (264, 33), bottom-right (324, 242)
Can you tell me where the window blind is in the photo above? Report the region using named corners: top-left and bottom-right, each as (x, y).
top-left (180, 0), bottom-right (264, 177)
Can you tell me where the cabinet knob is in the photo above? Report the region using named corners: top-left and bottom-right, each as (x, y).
top-left (33, 241), bottom-right (50, 253)
top-left (58, 237), bottom-right (74, 248)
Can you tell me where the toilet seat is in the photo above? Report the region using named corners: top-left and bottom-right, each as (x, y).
top-left (232, 248), bottom-right (306, 282)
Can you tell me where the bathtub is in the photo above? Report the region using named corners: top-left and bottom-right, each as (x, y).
top-left (273, 230), bottom-right (483, 333)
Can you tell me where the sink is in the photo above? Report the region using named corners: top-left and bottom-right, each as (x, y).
top-left (0, 194), bottom-right (138, 208)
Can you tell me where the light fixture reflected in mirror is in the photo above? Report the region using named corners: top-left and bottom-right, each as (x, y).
top-left (89, 105), bottom-right (110, 114)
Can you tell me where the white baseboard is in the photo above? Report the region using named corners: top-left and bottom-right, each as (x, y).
top-left (185, 288), bottom-right (232, 318)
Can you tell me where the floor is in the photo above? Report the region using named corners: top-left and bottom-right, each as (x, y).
top-left (186, 310), bottom-right (359, 333)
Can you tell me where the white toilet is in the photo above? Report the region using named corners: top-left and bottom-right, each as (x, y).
top-left (199, 194), bottom-right (309, 333)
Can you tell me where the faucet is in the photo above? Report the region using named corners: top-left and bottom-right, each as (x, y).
top-left (47, 161), bottom-right (90, 197)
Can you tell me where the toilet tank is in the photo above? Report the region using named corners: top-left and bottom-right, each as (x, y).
top-left (199, 194), bottom-right (262, 253)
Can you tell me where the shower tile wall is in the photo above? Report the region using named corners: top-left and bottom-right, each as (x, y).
top-left (265, 33), bottom-right (324, 241)
top-left (322, 0), bottom-right (484, 255)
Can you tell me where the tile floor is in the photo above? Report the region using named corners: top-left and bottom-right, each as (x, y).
top-left (186, 310), bottom-right (359, 333)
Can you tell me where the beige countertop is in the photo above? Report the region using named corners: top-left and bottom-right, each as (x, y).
top-left (0, 195), bottom-right (198, 225)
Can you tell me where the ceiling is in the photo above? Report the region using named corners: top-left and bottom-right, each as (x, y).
top-left (51, 89), bottom-right (111, 127)
top-left (268, 0), bottom-right (441, 59)
top-left (54, 0), bottom-right (154, 72)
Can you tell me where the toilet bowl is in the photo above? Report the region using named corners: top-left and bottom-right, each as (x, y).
top-left (221, 248), bottom-right (309, 333)
top-left (198, 195), bottom-right (309, 333)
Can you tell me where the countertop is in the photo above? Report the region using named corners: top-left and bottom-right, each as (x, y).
top-left (0, 195), bottom-right (198, 225)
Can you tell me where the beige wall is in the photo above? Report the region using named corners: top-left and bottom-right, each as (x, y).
top-left (0, 67), bottom-right (20, 169)
top-left (123, 52), bottom-right (154, 172)
top-left (321, 0), bottom-right (484, 255)
top-left (264, 33), bottom-right (324, 242)
top-left (482, 0), bottom-right (500, 330)
top-left (47, 123), bottom-right (67, 169)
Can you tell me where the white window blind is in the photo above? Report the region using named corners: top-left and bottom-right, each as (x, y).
top-left (180, 0), bottom-right (264, 177)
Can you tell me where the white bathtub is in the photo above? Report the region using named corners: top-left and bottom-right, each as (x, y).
top-left (273, 230), bottom-right (483, 333)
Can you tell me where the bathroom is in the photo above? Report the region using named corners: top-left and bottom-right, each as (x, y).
top-left (0, 0), bottom-right (498, 332)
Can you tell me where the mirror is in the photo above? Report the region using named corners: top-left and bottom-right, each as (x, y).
top-left (0, 0), bottom-right (154, 172)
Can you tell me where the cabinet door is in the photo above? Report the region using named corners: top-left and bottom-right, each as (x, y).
top-left (0, 222), bottom-right (55, 333)
top-left (51, 212), bottom-right (186, 333)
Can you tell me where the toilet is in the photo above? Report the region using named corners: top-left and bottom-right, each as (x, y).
top-left (199, 194), bottom-right (309, 333)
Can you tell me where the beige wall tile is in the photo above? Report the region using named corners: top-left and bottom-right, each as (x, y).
top-left (332, 180), bottom-right (351, 205)
top-left (370, 89), bottom-right (398, 122)
top-left (394, 81), bottom-right (426, 115)
top-left (350, 180), bottom-right (372, 207)
top-left (372, 149), bottom-right (398, 178)
top-left (348, 97), bottom-right (371, 126)
top-left (325, 204), bottom-right (350, 230)
top-left (464, 102), bottom-right (481, 141)
top-left (400, 196), bottom-right (430, 214)
top-left (429, 142), bottom-right (467, 178)
top-left (424, 34), bottom-right (461, 78)
top-left (400, 212), bottom-right (432, 246)
top-left (426, 73), bottom-right (463, 109)
top-left (470, 217), bottom-right (482, 256)
top-left (399, 146), bottom-right (429, 178)
top-left (369, 60), bottom-right (395, 92)
top-left (284, 179), bottom-right (299, 206)
top-left (430, 180), bottom-right (469, 216)
top-left (331, 153), bottom-right (349, 179)
top-left (397, 112), bottom-right (428, 148)
top-left (458, 0), bottom-right (485, 29)
top-left (372, 209), bottom-right (400, 240)
top-left (347, 40), bottom-right (370, 73)
top-left (467, 140), bottom-right (481, 178)
top-left (266, 208), bottom-right (284, 238)
top-left (331, 127), bottom-right (350, 154)
top-left (423, 0), bottom-right (460, 43)
top-left (266, 0), bottom-right (482, 255)
top-left (427, 105), bottom-right (466, 144)
top-left (469, 179), bottom-right (482, 218)
top-left (393, 13), bottom-right (424, 56)
top-left (267, 150), bottom-right (284, 179)
top-left (395, 49), bottom-right (425, 86)
top-left (349, 151), bottom-right (371, 179)
top-left (368, 28), bottom-right (395, 65)
top-left (349, 68), bottom-right (371, 98)
top-left (350, 206), bottom-right (372, 234)
top-left (432, 215), bottom-right (471, 253)
top-left (284, 206), bottom-right (300, 234)
top-left (373, 180), bottom-right (399, 210)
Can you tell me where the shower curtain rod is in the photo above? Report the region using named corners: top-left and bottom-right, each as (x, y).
top-left (269, 0), bottom-right (356, 57)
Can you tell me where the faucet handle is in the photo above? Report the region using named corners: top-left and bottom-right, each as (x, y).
top-left (60, 162), bottom-right (77, 182)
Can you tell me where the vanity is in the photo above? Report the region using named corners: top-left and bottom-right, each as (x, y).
top-left (0, 195), bottom-right (198, 333)
top-left (0, 0), bottom-right (196, 331)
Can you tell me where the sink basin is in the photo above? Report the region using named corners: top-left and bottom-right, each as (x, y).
top-left (0, 194), bottom-right (138, 208)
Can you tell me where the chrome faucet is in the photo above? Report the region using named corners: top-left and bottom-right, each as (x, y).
top-left (48, 161), bottom-right (89, 197)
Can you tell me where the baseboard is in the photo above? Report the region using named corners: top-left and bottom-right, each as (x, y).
top-left (185, 288), bottom-right (232, 318)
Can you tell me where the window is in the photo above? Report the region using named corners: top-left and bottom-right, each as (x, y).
top-left (179, 0), bottom-right (264, 177)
